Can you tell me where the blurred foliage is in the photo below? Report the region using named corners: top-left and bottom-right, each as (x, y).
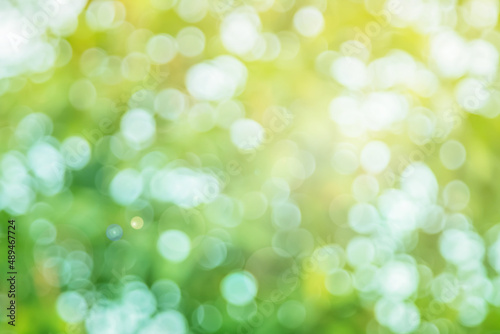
top-left (2, 0), bottom-right (500, 333)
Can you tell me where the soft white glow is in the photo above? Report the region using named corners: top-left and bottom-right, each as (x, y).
top-left (61, 136), bottom-right (91, 170)
top-left (221, 8), bottom-right (261, 56)
top-left (468, 39), bottom-right (499, 78)
top-left (110, 169), bottom-right (143, 205)
top-left (221, 271), bottom-right (258, 305)
top-left (150, 167), bottom-right (220, 208)
top-left (157, 230), bottom-right (191, 262)
top-left (186, 56), bottom-right (247, 101)
top-left (360, 141), bottom-right (391, 174)
top-left (121, 109), bottom-right (156, 148)
top-left (331, 57), bottom-right (368, 90)
top-left (348, 203), bottom-right (380, 234)
top-left (230, 119), bottom-right (265, 150)
top-left (146, 34), bottom-right (178, 64)
top-left (177, 26), bottom-right (205, 57)
top-left (293, 7), bottom-right (324, 37)
top-left (440, 229), bottom-right (484, 266)
top-left (155, 89), bottom-right (187, 120)
top-left (378, 260), bottom-right (419, 300)
top-left (440, 140), bottom-right (466, 170)
top-left (430, 30), bottom-right (470, 78)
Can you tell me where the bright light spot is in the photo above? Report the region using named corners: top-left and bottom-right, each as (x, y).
top-left (455, 77), bottom-right (490, 112)
top-left (468, 39), bottom-right (499, 78)
top-left (430, 30), bottom-right (470, 78)
top-left (0, 9), bottom-right (65, 78)
top-left (378, 260), bottom-right (419, 300)
top-left (131, 216), bottom-right (144, 229)
top-left (15, 113), bottom-right (53, 147)
top-left (186, 56), bottom-right (247, 101)
top-left (157, 230), bottom-right (191, 262)
top-left (329, 96), bottom-right (362, 128)
top-left (106, 224), bottom-right (123, 241)
top-left (440, 140), bottom-right (466, 170)
top-left (221, 271), bottom-right (258, 305)
top-left (146, 34), bottom-right (178, 64)
top-left (154, 88), bottom-right (187, 120)
top-left (386, 0), bottom-right (423, 26)
top-left (221, 8), bottom-right (261, 56)
top-left (143, 310), bottom-right (188, 334)
top-left (400, 163), bottom-right (438, 204)
top-left (123, 285), bottom-right (157, 318)
top-left (487, 276), bottom-right (500, 306)
top-left (110, 168), bottom-right (143, 205)
top-left (293, 6), bottom-right (324, 37)
top-left (120, 109), bottom-right (156, 148)
top-left (177, 26), bottom-right (205, 57)
top-left (368, 51), bottom-right (417, 89)
top-left (463, 0), bottom-right (499, 29)
top-left (439, 229), bottom-right (484, 266)
top-left (1, 183), bottom-right (35, 215)
top-left (27, 141), bottom-right (65, 195)
top-left (61, 136), bottom-right (91, 170)
top-left (230, 118), bottom-right (265, 150)
top-left (56, 291), bottom-right (88, 323)
top-left (360, 141), bottom-right (391, 174)
top-left (331, 57), bottom-right (368, 90)
top-left (150, 167), bottom-right (220, 208)
top-left (325, 269), bottom-right (352, 295)
top-left (376, 299), bottom-right (421, 334)
top-left (361, 92), bottom-right (408, 131)
top-left (458, 296), bottom-right (488, 327)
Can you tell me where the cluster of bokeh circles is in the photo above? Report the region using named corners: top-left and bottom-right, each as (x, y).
top-left (2, 0), bottom-right (500, 333)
